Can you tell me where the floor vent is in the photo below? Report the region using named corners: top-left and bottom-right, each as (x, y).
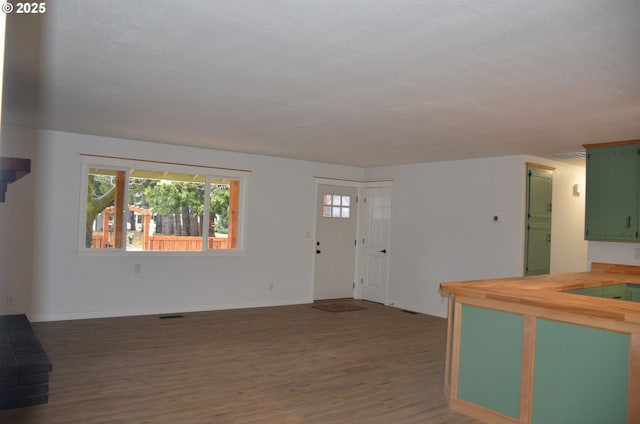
top-left (158, 314), bottom-right (184, 319)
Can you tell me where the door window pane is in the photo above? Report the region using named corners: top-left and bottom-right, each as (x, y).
top-left (322, 192), bottom-right (351, 219)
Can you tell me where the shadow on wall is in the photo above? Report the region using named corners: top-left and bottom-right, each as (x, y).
top-left (2, 8), bottom-right (45, 133)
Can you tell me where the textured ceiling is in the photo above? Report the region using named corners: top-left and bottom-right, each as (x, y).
top-left (3, 0), bottom-right (640, 167)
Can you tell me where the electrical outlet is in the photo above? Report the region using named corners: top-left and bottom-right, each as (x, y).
top-left (134, 264), bottom-right (142, 273)
top-left (268, 283), bottom-right (274, 292)
top-left (6, 295), bottom-right (14, 306)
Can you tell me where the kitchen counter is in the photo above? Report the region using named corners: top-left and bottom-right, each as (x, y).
top-left (441, 262), bottom-right (640, 328)
top-left (440, 262), bottom-right (640, 424)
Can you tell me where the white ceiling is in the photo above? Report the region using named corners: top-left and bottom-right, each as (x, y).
top-left (3, 0), bottom-right (640, 167)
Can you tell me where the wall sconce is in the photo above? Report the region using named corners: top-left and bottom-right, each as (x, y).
top-left (573, 184), bottom-right (584, 197)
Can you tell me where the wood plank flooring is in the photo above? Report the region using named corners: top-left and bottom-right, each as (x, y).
top-left (1, 301), bottom-right (480, 424)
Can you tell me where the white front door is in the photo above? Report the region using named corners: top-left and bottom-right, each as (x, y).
top-left (314, 184), bottom-right (358, 300)
top-left (361, 186), bottom-right (391, 304)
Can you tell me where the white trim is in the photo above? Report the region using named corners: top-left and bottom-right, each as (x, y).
top-left (363, 180), bottom-right (393, 189)
top-left (202, 177), bottom-right (212, 250)
top-left (314, 176), bottom-right (394, 187)
top-left (80, 153), bottom-right (252, 174)
top-left (28, 298), bottom-right (311, 322)
top-left (80, 154), bottom-right (250, 180)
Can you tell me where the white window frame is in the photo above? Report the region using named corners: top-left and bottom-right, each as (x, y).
top-left (78, 155), bottom-right (249, 256)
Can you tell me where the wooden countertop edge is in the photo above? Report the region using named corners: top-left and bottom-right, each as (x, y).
top-left (591, 262), bottom-right (640, 275)
top-left (439, 264), bottom-right (640, 324)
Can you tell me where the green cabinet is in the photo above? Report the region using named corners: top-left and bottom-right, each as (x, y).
top-left (531, 319), bottom-right (629, 424)
top-left (600, 283), bottom-right (628, 299)
top-left (458, 305), bottom-right (524, 419)
top-left (585, 143), bottom-right (640, 242)
top-left (630, 284), bottom-right (640, 301)
top-left (452, 303), bottom-right (633, 423)
top-left (565, 283), bottom-right (640, 302)
top-left (566, 286), bottom-right (606, 298)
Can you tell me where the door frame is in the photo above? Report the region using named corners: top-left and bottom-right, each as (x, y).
top-left (311, 177), bottom-right (393, 302)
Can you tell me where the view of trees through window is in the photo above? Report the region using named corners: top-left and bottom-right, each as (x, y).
top-left (85, 167), bottom-right (240, 252)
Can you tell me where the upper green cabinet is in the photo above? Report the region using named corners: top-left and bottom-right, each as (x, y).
top-left (584, 141), bottom-right (640, 242)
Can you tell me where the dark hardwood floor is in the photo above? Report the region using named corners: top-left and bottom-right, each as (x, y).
top-left (1, 301), bottom-right (480, 423)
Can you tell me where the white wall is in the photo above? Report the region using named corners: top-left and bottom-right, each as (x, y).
top-left (26, 129), bottom-right (364, 321)
top-left (588, 242), bottom-right (640, 268)
top-left (364, 155), bottom-right (588, 318)
top-left (0, 126), bottom-right (592, 321)
top-left (0, 126), bottom-right (36, 316)
top-left (364, 156), bottom-right (527, 317)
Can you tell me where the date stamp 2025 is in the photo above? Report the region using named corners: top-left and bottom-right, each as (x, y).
top-left (2, 2), bottom-right (47, 14)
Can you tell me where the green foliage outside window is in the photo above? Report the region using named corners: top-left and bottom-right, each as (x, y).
top-left (85, 167), bottom-right (235, 250)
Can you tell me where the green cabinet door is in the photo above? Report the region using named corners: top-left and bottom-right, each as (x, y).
top-left (566, 286), bottom-right (606, 298)
top-left (532, 320), bottom-right (629, 424)
top-left (629, 284), bottom-right (640, 301)
top-left (585, 144), bottom-right (640, 242)
top-left (525, 167), bottom-right (553, 275)
top-left (457, 305), bottom-right (524, 419)
top-left (600, 283), bottom-right (628, 300)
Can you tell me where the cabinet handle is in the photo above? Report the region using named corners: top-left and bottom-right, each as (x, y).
top-left (627, 216), bottom-right (632, 229)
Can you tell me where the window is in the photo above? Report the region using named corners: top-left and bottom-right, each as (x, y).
top-left (81, 157), bottom-right (246, 253)
top-left (322, 193), bottom-right (351, 218)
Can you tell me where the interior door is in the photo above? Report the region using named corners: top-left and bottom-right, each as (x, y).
top-left (525, 166), bottom-right (553, 275)
top-left (314, 184), bottom-right (358, 300)
top-left (361, 186), bottom-right (391, 303)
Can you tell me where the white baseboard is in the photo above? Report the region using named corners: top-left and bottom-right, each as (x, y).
top-left (29, 298), bottom-right (312, 322)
